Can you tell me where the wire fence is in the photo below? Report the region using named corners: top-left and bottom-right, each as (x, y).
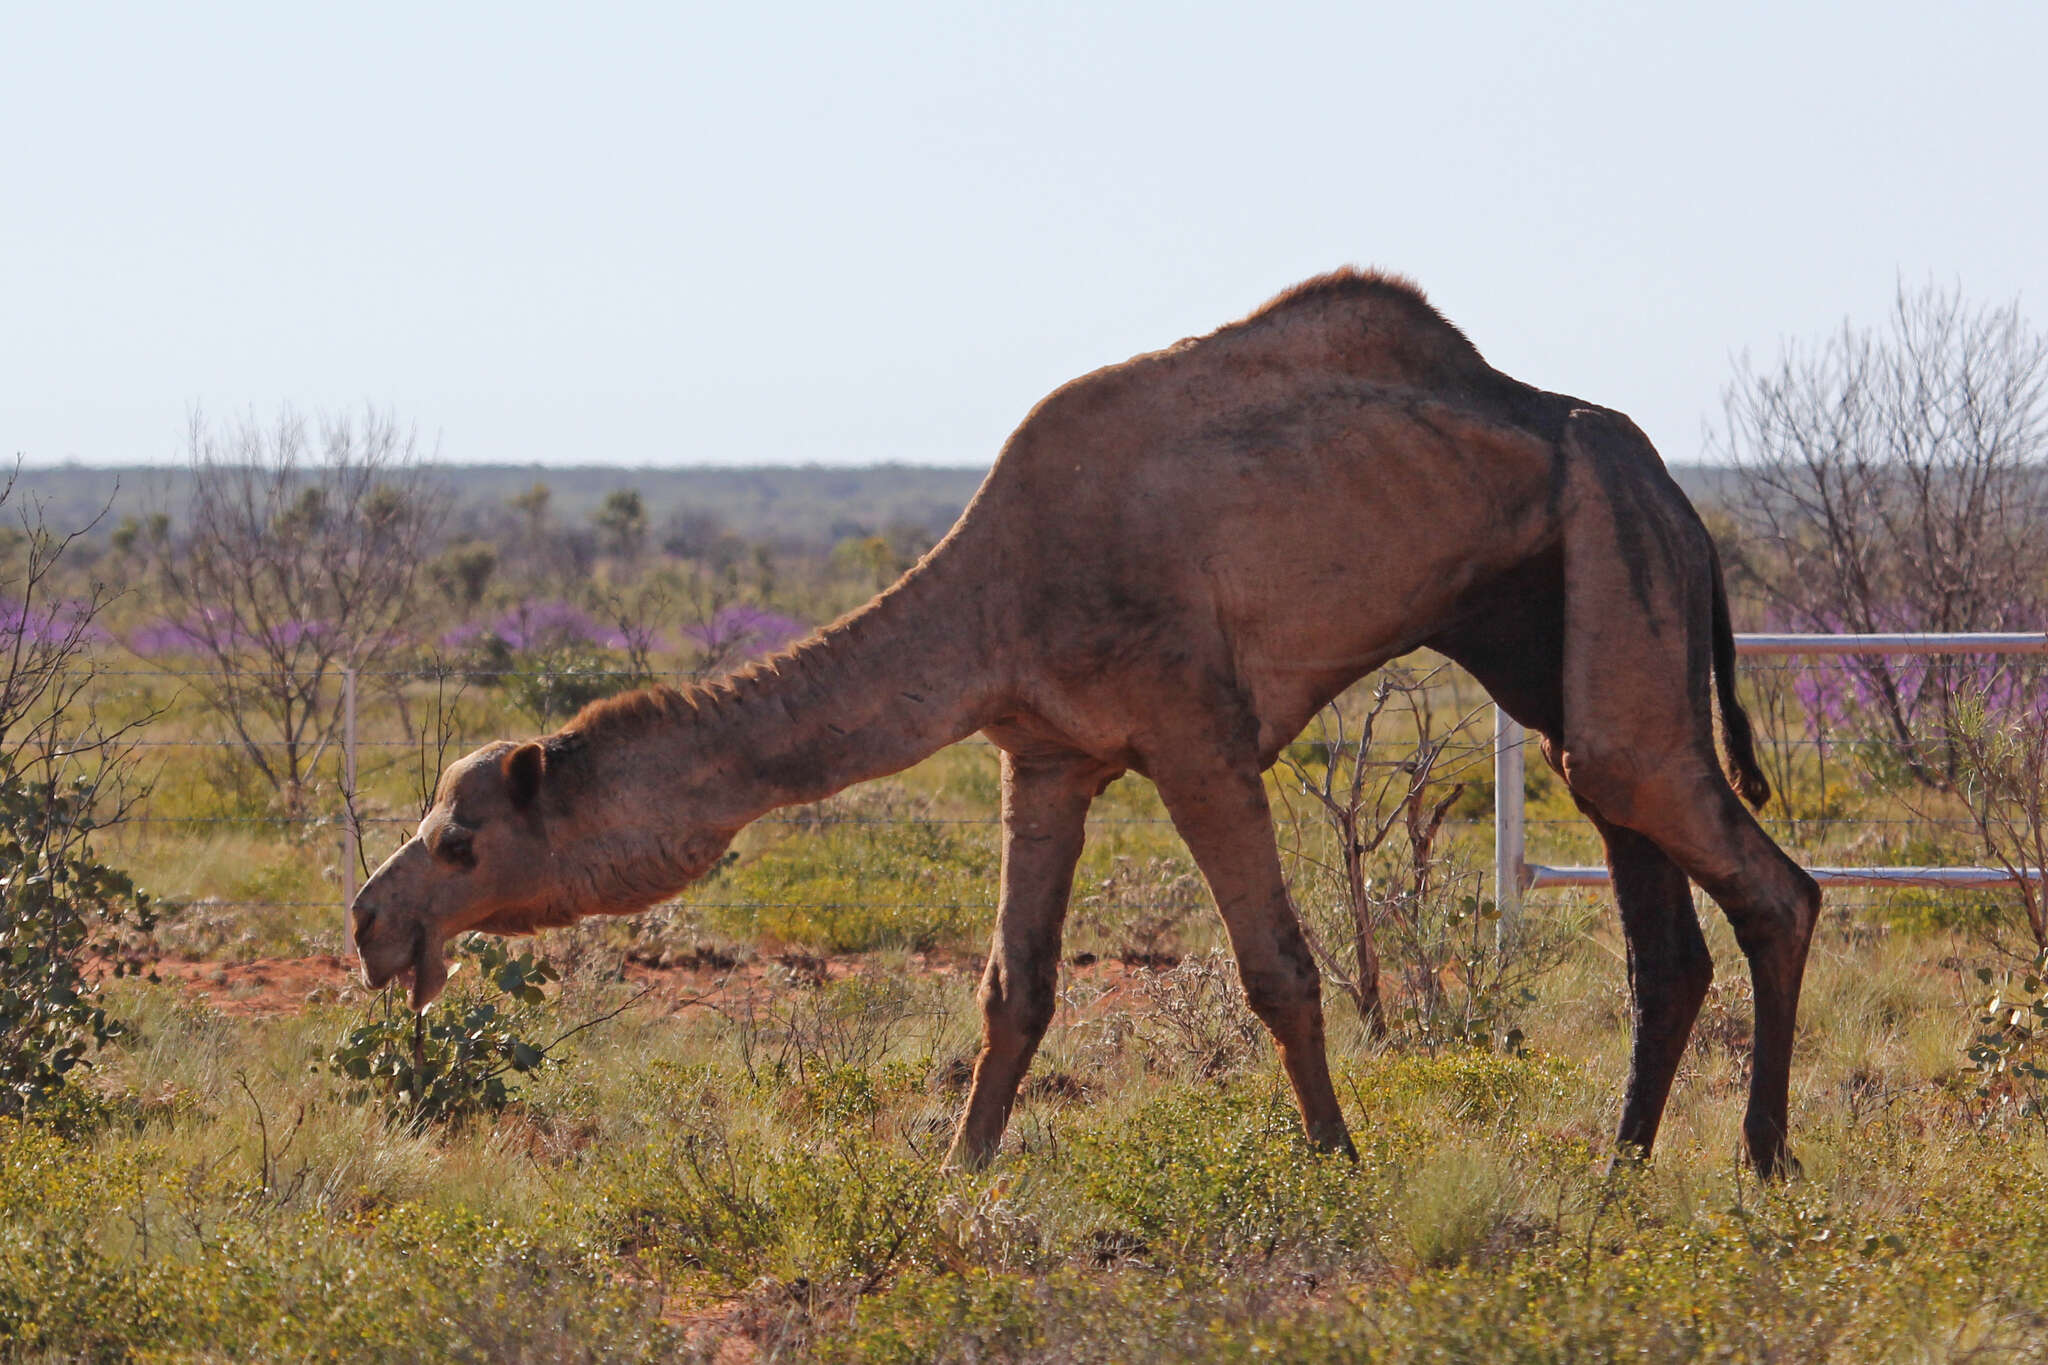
top-left (63, 639), bottom-right (2048, 936)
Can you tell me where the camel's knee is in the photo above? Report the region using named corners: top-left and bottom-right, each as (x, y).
top-left (1650, 942), bottom-right (1713, 1022)
top-left (978, 964), bottom-right (1057, 1048)
top-left (1724, 867), bottom-right (1821, 957)
top-left (1238, 957), bottom-right (1323, 1032)
top-left (1715, 871), bottom-right (1821, 1014)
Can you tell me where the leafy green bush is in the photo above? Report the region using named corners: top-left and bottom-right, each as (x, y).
top-left (325, 936), bottom-right (561, 1128)
top-left (503, 643), bottom-right (647, 728)
top-left (0, 774), bottom-right (155, 1121)
top-left (823, 1150), bottom-right (2048, 1363)
top-left (1067, 1082), bottom-right (1387, 1268)
top-left (1361, 1046), bottom-right (1581, 1129)
top-left (1963, 947), bottom-right (2048, 1117)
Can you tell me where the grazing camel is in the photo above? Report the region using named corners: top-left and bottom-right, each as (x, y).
top-left (350, 269), bottom-right (1821, 1176)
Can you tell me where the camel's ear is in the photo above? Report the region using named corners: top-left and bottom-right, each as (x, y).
top-left (502, 741), bottom-right (546, 810)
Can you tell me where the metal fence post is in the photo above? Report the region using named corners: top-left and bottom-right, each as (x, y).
top-left (1494, 706), bottom-right (1525, 952)
top-left (341, 668), bottom-right (360, 926)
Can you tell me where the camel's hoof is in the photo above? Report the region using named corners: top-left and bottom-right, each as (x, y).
top-left (1603, 1142), bottom-right (1652, 1177)
top-left (1308, 1124), bottom-right (1358, 1162)
top-left (943, 1142), bottom-right (997, 1174)
top-left (1749, 1148), bottom-right (1804, 1182)
top-left (1743, 1134), bottom-right (1803, 1181)
top-left (1743, 1116), bottom-right (1802, 1181)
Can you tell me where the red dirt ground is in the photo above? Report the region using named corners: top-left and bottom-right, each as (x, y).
top-left (115, 947), bottom-right (1183, 1019)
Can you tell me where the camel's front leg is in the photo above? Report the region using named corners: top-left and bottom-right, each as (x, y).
top-left (946, 750), bottom-right (1109, 1170)
top-left (1153, 761), bottom-right (1356, 1158)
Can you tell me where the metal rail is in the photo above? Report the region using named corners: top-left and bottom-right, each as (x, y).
top-left (1494, 633), bottom-right (2047, 942)
top-left (1733, 632), bottom-right (2048, 656)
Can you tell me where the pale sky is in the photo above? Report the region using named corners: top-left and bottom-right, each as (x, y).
top-left (5, 2), bottom-right (2044, 468)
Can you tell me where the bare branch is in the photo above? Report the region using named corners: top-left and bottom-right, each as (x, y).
top-left (1713, 280), bottom-right (2048, 786)
top-left (149, 406), bottom-right (447, 814)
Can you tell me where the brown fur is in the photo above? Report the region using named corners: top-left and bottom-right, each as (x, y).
top-left (1238, 265), bottom-right (1473, 343)
top-left (562, 681), bottom-right (702, 745)
top-left (350, 269), bottom-right (1816, 1178)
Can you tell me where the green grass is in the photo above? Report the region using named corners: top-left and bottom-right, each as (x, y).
top-left (697, 781), bottom-right (1001, 954)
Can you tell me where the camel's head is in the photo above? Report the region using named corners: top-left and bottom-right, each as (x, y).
top-left (348, 739), bottom-right (561, 1010)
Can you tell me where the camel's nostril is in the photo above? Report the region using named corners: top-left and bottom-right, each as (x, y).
top-left (350, 905), bottom-right (376, 943)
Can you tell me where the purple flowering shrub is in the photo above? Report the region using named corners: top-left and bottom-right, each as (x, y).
top-left (441, 600), bottom-right (628, 654)
top-left (1941, 664), bottom-right (2048, 945)
top-left (1748, 606), bottom-right (2048, 793)
top-left (126, 617), bottom-right (211, 658)
top-left (433, 597), bottom-right (810, 726)
top-left (127, 610), bottom-right (339, 659)
top-left (1769, 649), bottom-right (2048, 941)
top-left (0, 599), bottom-right (110, 651)
top-left (685, 604), bottom-right (808, 670)
top-left (439, 599), bottom-right (806, 674)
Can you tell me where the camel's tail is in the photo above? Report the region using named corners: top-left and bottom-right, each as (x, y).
top-left (1708, 540), bottom-right (1770, 810)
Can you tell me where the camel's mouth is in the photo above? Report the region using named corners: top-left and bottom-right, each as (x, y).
top-left (408, 926), bottom-right (451, 1013)
top-left (357, 928), bottom-right (416, 993)
top-left (356, 922), bottom-right (443, 1012)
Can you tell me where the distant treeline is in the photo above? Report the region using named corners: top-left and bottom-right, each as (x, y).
top-left (10, 461), bottom-right (1739, 550)
top-left (6, 463), bottom-right (994, 552)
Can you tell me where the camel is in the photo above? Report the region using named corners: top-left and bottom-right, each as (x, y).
top-left (350, 268), bottom-right (1821, 1176)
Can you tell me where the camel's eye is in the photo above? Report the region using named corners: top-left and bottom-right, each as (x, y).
top-left (435, 826), bottom-right (477, 870)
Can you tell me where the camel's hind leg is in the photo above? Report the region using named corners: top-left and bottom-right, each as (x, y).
top-left (1549, 407), bottom-right (1822, 1175)
top-left (1593, 777), bottom-right (1819, 1175)
top-left (1437, 627), bottom-right (1718, 1167)
top-left (1588, 812), bottom-right (1715, 1160)
top-left (946, 750), bottom-right (1111, 1170)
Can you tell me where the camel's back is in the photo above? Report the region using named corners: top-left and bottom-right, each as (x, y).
top-left (983, 268), bottom-right (1559, 476)
top-left (969, 268), bottom-right (1568, 549)
top-left (944, 269), bottom-right (1614, 748)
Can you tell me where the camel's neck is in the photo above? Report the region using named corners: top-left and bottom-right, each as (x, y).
top-left (686, 561), bottom-right (1004, 824)
top-left (552, 552), bottom-right (1006, 908)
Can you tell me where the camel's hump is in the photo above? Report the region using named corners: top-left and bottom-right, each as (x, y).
top-left (1190, 266), bottom-right (1493, 388)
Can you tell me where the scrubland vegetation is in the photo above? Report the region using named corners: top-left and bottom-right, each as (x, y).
top-left (14, 875), bottom-right (2048, 1361)
top-left (7, 286), bottom-right (2048, 1360)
